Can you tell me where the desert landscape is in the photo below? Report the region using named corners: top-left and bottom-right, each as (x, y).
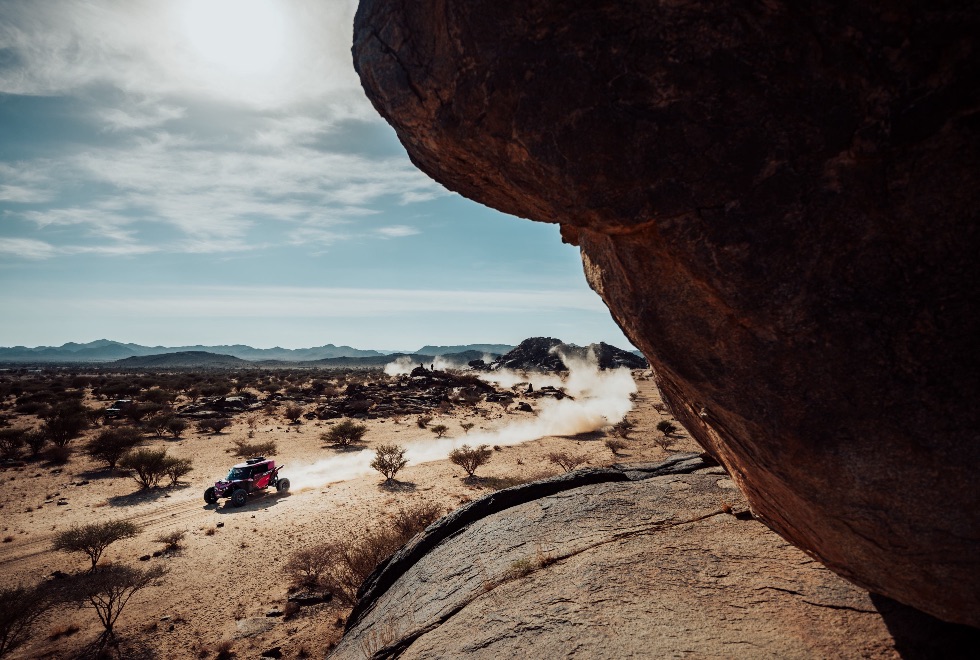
top-left (0, 341), bottom-right (691, 658)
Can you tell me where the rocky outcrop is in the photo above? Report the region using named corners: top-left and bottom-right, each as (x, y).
top-left (333, 456), bottom-right (978, 658)
top-left (488, 337), bottom-right (647, 372)
top-left (353, 1), bottom-right (980, 624)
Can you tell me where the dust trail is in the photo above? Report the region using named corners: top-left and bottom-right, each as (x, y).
top-left (289, 349), bottom-right (636, 489)
top-left (384, 354), bottom-right (463, 376)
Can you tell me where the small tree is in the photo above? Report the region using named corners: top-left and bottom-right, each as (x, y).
top-left (197, 418), bottom-right (231, 435)
top-left (86, 428), bottom-right (142, 470)
top-left (164, 457), bottom-right (193, 486)
top-left (53, 520), bottom-right (141, 571)
top-left (460, 422), bottom-right (475, 434)
top-left (547, 451), bottom-right (587, 473)
top-left (416, 415), bottom-right (431, 428)
top-left (43, 405), bottom-right (88, 447)
top-left (66, 564), bottom-right (166, 651)
top-left (0, 429), bottom-right (24, 461)
top-left (448, 444), bottom-right (493, 478)
top-left (284, 404), bottom-right (304, 424)
top-left (118, 448), bottom-right (170, 489)
top-left (430, 424), bottom-right (449, 438)
top-left (164, 417), bottom-right (187, 438)
top-left (371, 444), bottom-right (408, 482)
top-left (0, 584), bottom-right (56, 658)
top-left (231, 439), bottom-right (277, 458)
top-left (23, 430), bottom-right (47, 457)
top-left (283, 544), bottom-right (334, 590)
top-left (321, 419), bottom-right (367, 447)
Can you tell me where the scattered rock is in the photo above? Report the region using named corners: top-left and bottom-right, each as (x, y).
top-left (287, 593), bottom-right (325, 607)
top-left (265, 609), bottom-right (283, 618)
top-left (260, 647), bottom-right (282, 659)
top-left (235, 617), bottom-right (276, 638)
top-left (152, 550), bottom-right (163, 557)
top-left (56, 499), bottom-right (68, 506)
top-left (139, 555), bottom-right (151, 562)
top-left (216, 522), bottom-right (224, 528)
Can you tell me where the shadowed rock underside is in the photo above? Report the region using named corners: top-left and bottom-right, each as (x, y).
top-left (352, 0), bottom-right (980, 625)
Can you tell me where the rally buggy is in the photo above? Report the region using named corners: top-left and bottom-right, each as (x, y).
top-left (204, 457), bottom-right (289, 507)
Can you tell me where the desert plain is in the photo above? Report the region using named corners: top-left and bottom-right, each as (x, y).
top-left (0, 363), bottom-right (691, 659)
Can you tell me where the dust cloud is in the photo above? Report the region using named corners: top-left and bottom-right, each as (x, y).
top-left (289, 348), bottom-right (636, 489)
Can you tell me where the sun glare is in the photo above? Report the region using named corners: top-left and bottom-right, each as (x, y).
top-left (178, 0), bottom-right (288, 81)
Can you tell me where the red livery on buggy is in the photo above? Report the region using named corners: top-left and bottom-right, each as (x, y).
top-left (204, 457), bottom-right (289, 507)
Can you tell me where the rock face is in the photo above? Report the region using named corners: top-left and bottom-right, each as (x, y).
top-left (352, 1), bottom-right (980, 624)
top-left (333, 456), bottom-right (978, 658)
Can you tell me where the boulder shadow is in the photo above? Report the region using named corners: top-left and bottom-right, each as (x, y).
top-left (870, 593), bottom-right (980, 658)
top-left (108, 484), bottom-right (188, 507)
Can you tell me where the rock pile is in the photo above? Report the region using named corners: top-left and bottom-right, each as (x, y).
top-left (480, 337), bottom-right (647, 373)
top-left (310, 370), bottom-right (495, 420)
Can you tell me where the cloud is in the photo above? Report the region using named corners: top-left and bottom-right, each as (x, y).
top-left (0, 0), bottom-right (368, 111)
top-left (375, 225), bottom-right (419, 238)
top-left (0, 237), bottom-right (57, 259)
top-left (68, 285), bottom-right (609, 318)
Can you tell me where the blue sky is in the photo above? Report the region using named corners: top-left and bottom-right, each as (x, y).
top-left (0, 0), bottom-right (633, 352)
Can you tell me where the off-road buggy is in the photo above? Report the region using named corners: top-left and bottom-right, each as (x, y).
top-left (204, 457), bottom-right (289, 507)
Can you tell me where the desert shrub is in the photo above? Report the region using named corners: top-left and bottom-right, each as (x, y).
top-left (231, 439), bottom-right (277, 458)
top-left (143, 413), bottom-right (173, 436)
top-left (142, 388), bottom-right (176, 405)
top-left (164, 457), bottom-right (193, 486)
top-left (604, 438), bottom-right (628, 455)
top-left (284, 404), bottom-right (304, 423)
top-left (45, 444), bottom-right (73, 465)
top-left (154, 530), bottom-right (186, 553)
top-left (284, 544), bottom-right (334, 590)
top-left (0, 429), bottom-right (24, 461)
top-left (53, 520), bottom-right (141, 571)
top-left (393, 501), bottom-right (442, 539)
top-left (430, 424), bottom-right (449, 438)
top-left (124, 403), bottom-right (163, 425)
top-left (42, 403), bottom-right (88, 447)
top-left (547, 451), bottom-right (588, 473)
top-left (64, 564), bottom-right (166, 650)
top-left (164, 417), bottom-right (187, 438)
top-left (448, 444), bottom-right (493, 478)
top-left (87, 427), bottom-right (143, 469)
top-left (654, 434), bottom-right (676, 451)
top-left (416, 415), bottom-right (431, 428)
top-left (287, 501), bottom-right (441, 604)
top-left (197, 417), bottom-right (231, 435)
top-left (656, 420), bottom-right (678, 436)
top-left (118, 448), bottom-right (171, 489)
top-left (460, 422), bottom-right (475, 434)
top-left (370, 444), bottom-right (408, 482)
top-left (23, 430), bottom-right (47, 457)
top-left (321, 419), bottom-right (367, 447)
top-left (613, 418), bottom-right (635, 438)
top-left (0, 584), bottom-right (57, 658)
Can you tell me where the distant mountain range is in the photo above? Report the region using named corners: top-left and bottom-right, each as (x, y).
top-left (0, 339), bottom-right (517, 364)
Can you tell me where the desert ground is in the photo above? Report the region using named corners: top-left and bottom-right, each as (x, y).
top-left (0, 367), bottom-right (697, 659)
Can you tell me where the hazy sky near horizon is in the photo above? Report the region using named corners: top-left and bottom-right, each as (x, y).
top-left (0, 0), bottom-right (634, 352)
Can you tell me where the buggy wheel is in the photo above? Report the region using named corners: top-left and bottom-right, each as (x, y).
top-left (204, 487), bottom-right (218, 505)
top-left (276, 478), bottom-right (290, 494)
top-left (230, 489), bottom-right (248, 507)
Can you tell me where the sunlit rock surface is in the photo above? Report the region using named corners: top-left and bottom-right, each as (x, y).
top-left (334, 457), bottom-right (977, 657)
top-left (352, 0), bottom-right (980, 625)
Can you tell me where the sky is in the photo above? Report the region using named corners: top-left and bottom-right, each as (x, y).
top-left (0, 0), bottom-right (634, 352)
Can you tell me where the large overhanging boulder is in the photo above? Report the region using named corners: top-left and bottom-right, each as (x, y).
top-left (352, 0), bottom-right (980, 625)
